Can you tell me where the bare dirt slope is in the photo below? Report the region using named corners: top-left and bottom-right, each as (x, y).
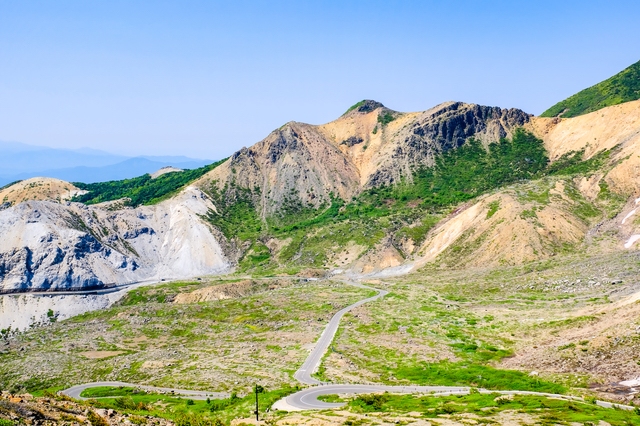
top-left (529, 99), bottom-right (640, 195)
top-left (0, 178), bottom-right (87, 207)
top-left (409, 100), bottom-right (640, 269)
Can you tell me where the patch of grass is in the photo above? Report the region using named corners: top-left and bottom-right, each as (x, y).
top-left (485, 200), bottom-right (500, 219)
top-left (334, 392), bottom-right (639, 424)
top-left (80, 386), bottom-right (143, 398)
top-left (85, 385), bottom-right (300, 425)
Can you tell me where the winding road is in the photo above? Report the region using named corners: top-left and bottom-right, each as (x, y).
top-left (293, 281), bottom-right (388, 385)
top-left (61, 279), bottom-right (635, 413)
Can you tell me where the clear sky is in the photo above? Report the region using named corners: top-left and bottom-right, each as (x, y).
top-left (1, 1), bottom-right (639, 160)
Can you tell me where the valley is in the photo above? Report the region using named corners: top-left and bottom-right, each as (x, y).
top-left (2, 59), bottom-right (640, 425)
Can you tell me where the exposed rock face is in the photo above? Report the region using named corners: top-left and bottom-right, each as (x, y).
top-left (0, 187), bottom-right (230, 292)
top-left (196, 101), bottom-right (531, 217)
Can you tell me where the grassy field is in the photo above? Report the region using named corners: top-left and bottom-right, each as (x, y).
top-left (0, 278), bottom-right (372, 394)
top-left (314, 392), bottom-right (640, 425)
top-left (2, 248), bottom-right (640, 424)
top-left (315, 250), bottom-right (640, 402)
top-left (70, 385), bottom-right (300, 425)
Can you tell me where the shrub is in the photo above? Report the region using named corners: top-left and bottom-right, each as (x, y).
top-left (129, 416), bottom-right (147, 425)
top-left (87, 411), bottom-right (109, 426)
top-left (175, 413), bottom-right (209, 426)
top-left (113, 397), bottom-right (149, 411)
top-left (351, 393), bottom-right (390, 411)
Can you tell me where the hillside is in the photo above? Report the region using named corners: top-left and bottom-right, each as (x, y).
top-left (187, 99), bottom-right (640, 274)
top-left (71, 158), bottom-right (226, 207)
top-left (0, 187), bottom-right (229, 292)
top-left (541, 59), bottom-right (640, 118)
top-left (2, 98), bottom-right (640, 292)
top-left (0, 177), bottom-right (87, 207)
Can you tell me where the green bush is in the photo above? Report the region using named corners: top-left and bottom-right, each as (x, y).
top-left (377, 112), bottom-right (395, 125)
top-left (174, 413), bottom-right (210, 426)
top-left (352, 393), bottom-right (390, 411)
top-left (87, 411), bottom-right (109, 426)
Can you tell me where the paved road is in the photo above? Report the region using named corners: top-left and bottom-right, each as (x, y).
top-left (63, 381), bottom-right (227, 400)
top-left (4, 279), bottom-right (161, 297)
top-left (293, 281), bottom-right (388, 385)
top-left (61, 278), bottom-right (635, 414)
top-left (274, 383), bottom-right (635, 411)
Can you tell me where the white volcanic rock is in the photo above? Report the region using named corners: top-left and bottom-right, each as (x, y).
top-left (0, 187), bottom-right (230, 292)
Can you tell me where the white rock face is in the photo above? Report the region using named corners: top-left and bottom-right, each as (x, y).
top-left (0, 187), bottom-right (230, 292)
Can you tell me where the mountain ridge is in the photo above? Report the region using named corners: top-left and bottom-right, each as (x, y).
top-left (2, 95), bottom-right (640, 291)
top-left (541, 59), bottom-right (640, 118)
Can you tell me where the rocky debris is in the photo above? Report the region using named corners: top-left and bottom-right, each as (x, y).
top-left (174, 280), bottom-right (266, 304)
top-left (0, 178), bottom-right (88, 207)
top-left (516, 277), bottom-right (625, 293)
top-left (340, 136), bottom-right (364, 147)
top-left (0, 391), bottom-right (175, 426)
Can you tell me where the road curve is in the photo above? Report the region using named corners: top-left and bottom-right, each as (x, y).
top-left (293, 281), bottom-right (388, 385)
top-left (274, 384), bottom-right (634, 411)
top-left (63, 381), bottom-right (227, 400)
top-left (60, 279), bottom-right (635, 414)
top-left (278, 279), bottom-right (636, 412)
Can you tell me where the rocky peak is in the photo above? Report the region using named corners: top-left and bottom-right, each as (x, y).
top-left (342, 100), bottom-right (385, 117)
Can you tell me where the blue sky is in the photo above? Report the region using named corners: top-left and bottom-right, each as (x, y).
top-left (1, 1), bottom-right (639, 160)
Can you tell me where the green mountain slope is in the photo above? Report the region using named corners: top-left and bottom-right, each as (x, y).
top-left (72, 158), bottom-right (227, 207)
top-left (541, 59), bottom-right (640, 118)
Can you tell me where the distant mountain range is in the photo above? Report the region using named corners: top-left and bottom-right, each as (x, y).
top-left (0, 141), bottom-right (212, 186)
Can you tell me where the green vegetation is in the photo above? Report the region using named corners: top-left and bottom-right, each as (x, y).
top-left (80, 385), bottom-right (299, 425)
top-left (343, 100), bottom-right (367, 116)
top-left (485, 200), bottom-right (500, 219)
top-left (394, 362), bottom-right (564, 393)
top-left (331, 392), bottom-right (640, 424)
top-left (377, 111), bottom-right (395, 126)
top-left (547, 147), bottom-right (614, 176)
top-left (541, 59), bottom-right (640, 118)
top-left (0, 180), bottom-right (22, 192)
top-left (407, 129), bottom-right (548, 207)
top-left (80, 386), bottom-right (142, 398)
top-left (72, 159), bottom-right (227, 207)
top-left (202, 184), bottom-right (262, 240)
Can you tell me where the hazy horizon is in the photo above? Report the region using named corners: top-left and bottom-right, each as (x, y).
top-left (1, 1), bottom-right (639, 160)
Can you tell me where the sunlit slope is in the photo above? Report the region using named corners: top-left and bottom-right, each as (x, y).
top-left (541, 59), bottom-right (640, 118)
top-left (0, 177), bottom-right (86, 207)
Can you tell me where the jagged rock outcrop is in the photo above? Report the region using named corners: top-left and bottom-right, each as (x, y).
top-left (0, 187), bottom-right (230, 292)
top-left (196, 100), bottom-right (531, 217)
